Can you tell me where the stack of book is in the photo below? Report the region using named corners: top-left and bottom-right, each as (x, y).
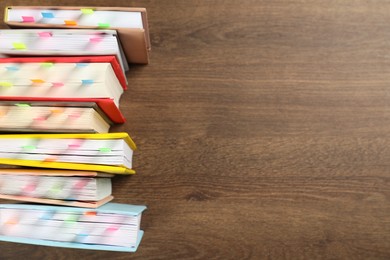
top-left (0, 6), bottom-right (150, 252)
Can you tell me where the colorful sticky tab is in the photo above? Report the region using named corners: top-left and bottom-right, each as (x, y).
top-left (76, 233), bottom-right (89, 241)
top-left (68, 113), bottom-right (81, 119)
top-left (51, 82), bottom-right (64, 87)
top-left (50, 108), bottom-right (64, 114)
top-left (44, 156), bottom-right (58, 162)
top-left (89, 36), bottom-right (103, 43)
top-left (106, 225), bottom-right (119, 232)
top-left (68, 139), bottom-right (84, 149)
top-left (5, 66), bottom-right (19, 71)
top-left (64, 20), bottom-right (77, 26)
top-left (12, 42), bottom-right (26, 50)
top-left (68, 144), bottom-right (80, 149)
top-left (81, 79), bottom-right (94, 85)
top-left (22, 145), bottom-right (36, 150)
top-left (40, 211), bottom-right (54, 220)
top-left (41, 62), bottom-right (54, 67)
top-left (65, 214), bottom-right (78, 223)
top-left (84, 211), bottom-right (97, 216)
top-left (99, 147), bottom-right (112, 152)
top-left (75, 63), bottom-right (88, 67)
top-left (33, 116), bottom-right (46, 122)
top-left (41, 12), bottom-right (55, 18)
top-left (31, 79), bottom-right (45, 84)
top-left (38, 31), bottom-right (52, 38)
top-left (23, 183), bottom-right (36, 193)
top-left (15, 103), bottom-right (31, 107)
top-left (5, 218), bottom-right (18, 225)
top-left (22, 16), bottom-right (35, 22)
top-left (0, 82), bottom-right (13, 87)
top-left (98, 22), bottom-right (110, 28)
top-left (74, 179), bottom-right (88, 189)
top-left (81, 8), bottom-right (94, 14)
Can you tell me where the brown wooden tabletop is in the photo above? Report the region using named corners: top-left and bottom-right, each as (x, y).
top-left (0, 0), bottom-right (389, 259)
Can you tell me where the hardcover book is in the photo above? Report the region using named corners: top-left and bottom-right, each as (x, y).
top-left (0, 203), bottom-right (146, 252)
top-left (0, 132), bottom-right (137, 174)
top-left (4, 6), bottom-right (151, 64)
top-left (0, 169), bottom-right (114, 208)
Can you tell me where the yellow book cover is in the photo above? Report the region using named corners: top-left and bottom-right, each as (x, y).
top-left (0, 132), bottom-right (136, 174)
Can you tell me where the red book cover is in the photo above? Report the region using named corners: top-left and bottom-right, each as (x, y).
top-left (0, 55), bottom-right (127, 90)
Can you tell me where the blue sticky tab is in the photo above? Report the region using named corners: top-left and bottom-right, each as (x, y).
top-left (81, 79), bottom-right (94, 85)
top-left (40, 210), bottom-right (55, 220)
top-left (41, 12), bottom-right (55, 18)
top-left (76, 63), bottom-right (88, 67)
top-left (5, 66), bottom-right (19, 71)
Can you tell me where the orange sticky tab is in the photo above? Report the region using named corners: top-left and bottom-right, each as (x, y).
top-left (50, 108), bottom-right (64, 114)
top-left (5, 219), bottom-right (18, 225)
top-left (44, 156), bottom-right (58, 162)
top-left (84, 211), bottom-right (97, 216)
top-left (64, 20), bottom-right (77, 26)
top-left (31, 79), bottom-right (45, 84)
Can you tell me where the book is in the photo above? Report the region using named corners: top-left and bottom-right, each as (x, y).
top-left (0, 55), bottom-right (128, 90)
top-left (0, 102), bottom-right (111, 133)
top-left (3, 6), bottom-right (150, 64)
top-left (0, 56), bottom-right (125, 109)
top-left (0, 203), bottom-right (146, 252)
top-left (0, 97), bottom-right (125, 124)
top-left (0, 132), bottom-right (137, 174)
top-left (0, 29), bottom-right (129, 72)
top-left (0, 169), bottom-right (114, 208)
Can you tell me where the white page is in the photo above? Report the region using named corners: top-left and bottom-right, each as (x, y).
top-left (7, 9), bottom-right (144, 29)
top-left (0, 29), bottom-right (128, 72)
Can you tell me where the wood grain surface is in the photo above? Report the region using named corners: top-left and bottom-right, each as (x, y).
top-left (0, 0), bottom-right (390, 259)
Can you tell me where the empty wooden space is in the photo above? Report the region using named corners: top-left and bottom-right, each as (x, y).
top-left (0, 0), bottom-right (389, 259)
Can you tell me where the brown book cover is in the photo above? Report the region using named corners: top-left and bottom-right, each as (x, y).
top-left (0, 169), bottom-right (114, 208)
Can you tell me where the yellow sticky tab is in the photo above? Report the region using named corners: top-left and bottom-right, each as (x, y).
top-left (12, 42), bottom-right (26, 50)
top-left (0, 82), bottom-right (12, 87)
top-left (64, 20), bottom-right (77, 26)
top-left (81, 8), bottom-right (94, 14)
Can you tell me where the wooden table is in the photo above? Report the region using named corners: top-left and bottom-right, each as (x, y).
top-left (0, 0), bottom-right (389, 259)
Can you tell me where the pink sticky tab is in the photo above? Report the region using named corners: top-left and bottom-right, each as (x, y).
top-left (89, 36), bottom-right (103, 43)
top-left (74, 179), bottom-right (88, 189)
top-left (38, 32), bottom-right (52, 38)
top-left (106, 226), bottom-right (119, 232)
top-left (68, 144), bottom-right (80, 149)
top-left (68, 113), bottom-right (81, 119)
top-left (68, 139), bottom-right (84, 149)
top-left (51, 82), bottom-right (64, 87)
top-left (22, 16), bottom-right (35, 23)
top-left (23, 183), bottom-right (36, 192)
top-left (33, 116), bottom-right (46, 122)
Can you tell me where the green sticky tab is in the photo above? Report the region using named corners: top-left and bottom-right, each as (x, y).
top-left (65, 214), bottom-right (78, 223)
top-left (22, 145), bottom-right (36, 150)
top-left (41, 62), bottom-right (54, 68)
top-left (12, 42), bottom-right (26, 50)
top-left (81, 8), bottom-right (94, 14)
top-left (15, 103), bottom-right (31, 107)
top-left (98, 22), bottom-right (110, 28)
top-left (50, 183), bottom-right (62, 193)
top-left (99, 147), bottom-right (112, 152)
top-left (0, 82), bottom-right (12, 87)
